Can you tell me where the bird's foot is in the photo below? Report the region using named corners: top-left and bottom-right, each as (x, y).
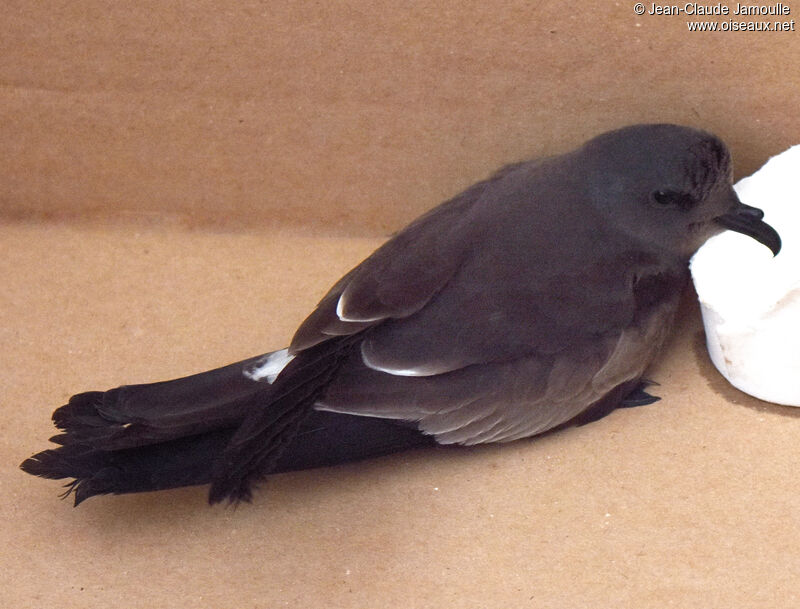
top-left (620, 379), bottom-right (661, 408)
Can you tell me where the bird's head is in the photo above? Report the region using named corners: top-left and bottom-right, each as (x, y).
top-left (580, 123), bottom-right (781, 260)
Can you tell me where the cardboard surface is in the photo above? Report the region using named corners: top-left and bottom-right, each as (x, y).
top-left (4, 223), bottom-right (800, 608)
top-left (3, 2), bottom-right (800, 234)
top-left (3, 3), bottom-right (800, 607)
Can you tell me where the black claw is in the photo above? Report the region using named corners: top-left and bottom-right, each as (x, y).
top-left (621, 381), bottom-right (661, 407)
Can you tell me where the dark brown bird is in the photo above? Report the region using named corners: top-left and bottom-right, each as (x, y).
top-left (20, 124), bottom-right (781, 505)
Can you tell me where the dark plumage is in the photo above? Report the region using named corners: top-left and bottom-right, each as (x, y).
top-left (20, 124), bottom-right (781, 505)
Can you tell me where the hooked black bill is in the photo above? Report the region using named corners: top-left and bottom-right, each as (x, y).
top-left (714, 203), bottom-right (782, 256)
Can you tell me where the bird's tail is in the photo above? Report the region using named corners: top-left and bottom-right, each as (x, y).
top-left (21, 339), bottom-right (434, 505)
top-left (20, 351), bottom-right (271, 505)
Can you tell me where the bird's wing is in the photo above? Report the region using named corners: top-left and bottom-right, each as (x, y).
top-left (289, 156), bottom-right (688, 444)
top-left (288, 162), bottom-right (527, 353)
top-left (317, 266), bottom-right (682, 444)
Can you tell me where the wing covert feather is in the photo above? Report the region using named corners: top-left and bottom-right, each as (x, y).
top-left (289, 165), bottom-right (525, 353)
top-left (317, 270), bottom-right (683, 445)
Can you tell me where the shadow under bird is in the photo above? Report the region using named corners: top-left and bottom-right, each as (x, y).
top-left (20, 124), bottom-right (782, 505)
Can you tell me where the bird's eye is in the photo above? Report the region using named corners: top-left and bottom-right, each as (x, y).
top-left (651, 189), bottom-right (696, 210)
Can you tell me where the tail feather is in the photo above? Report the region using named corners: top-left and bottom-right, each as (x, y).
top-left (20, 353), bottom-right (269, 504)
top-left (50, 354), bottom-right (268, 450)
top-left (21, 429), bottom-right (235, 505)
top-left (21, 341), bottom-right (436, 505)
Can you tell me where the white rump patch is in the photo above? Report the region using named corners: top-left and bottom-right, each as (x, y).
top-left (243, 348), bottom-right (295, 383)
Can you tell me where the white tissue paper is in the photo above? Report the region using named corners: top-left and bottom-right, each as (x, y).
top-left (691, 145), bottom-right (800, 406)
